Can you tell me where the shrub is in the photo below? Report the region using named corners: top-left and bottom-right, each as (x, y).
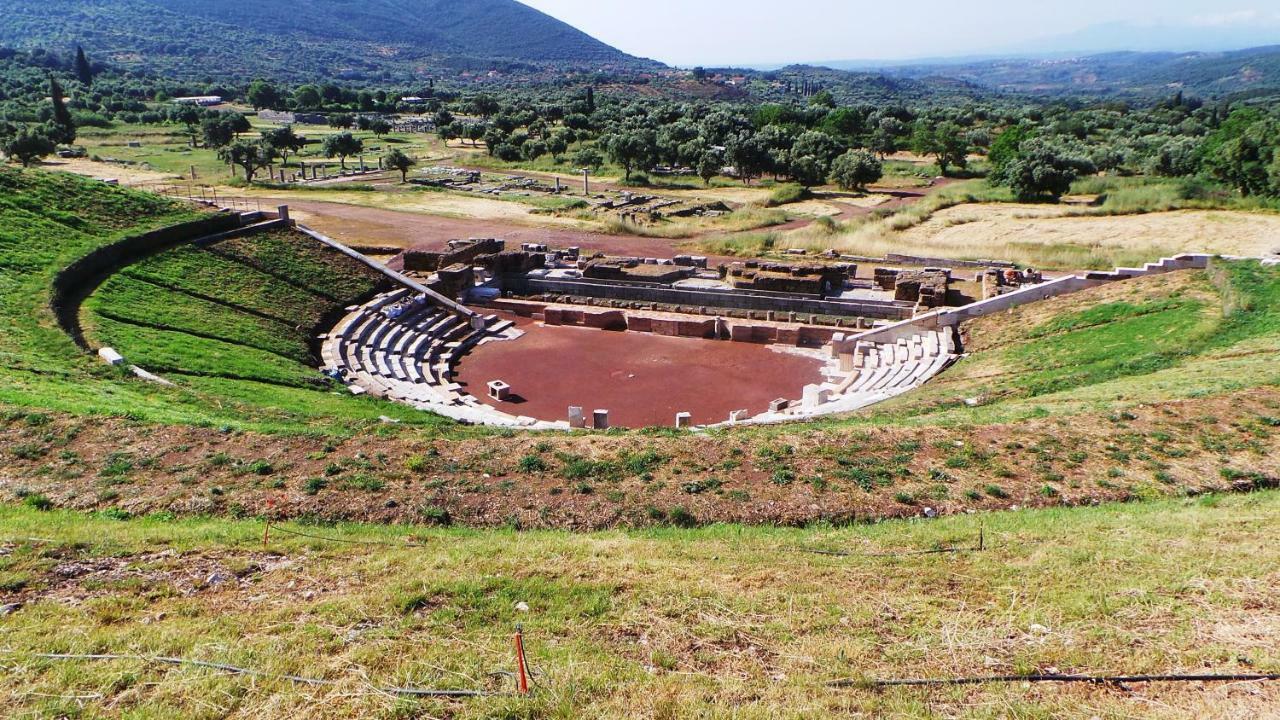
top-left (247, 460), bottom-right (274, 476)
top-left (418, 505), bottom-right (451, 526)
top-left (667, 506), bottom-right (697, 528)
top-left (346, 475), bottom-right (386, 492)
top-left (984, 484), bottom-right (1010, 499)
top-left (303, 477), bottom-right (327, 495)
top-left (771, 468), bottom-right (796, 486)
top-left (764, 183), bottom-right (808, 207)
top-left (22, 493), bottom-right (53, 511)
top-left (518, 455), bottom-right (548, 473)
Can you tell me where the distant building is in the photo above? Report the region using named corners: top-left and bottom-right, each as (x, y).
top-left (400, 97), bottom-right (429, 105)
top-left (258, 110), bottom-right (327, 125)
top-left (173, 96), bottom-right (224, 107)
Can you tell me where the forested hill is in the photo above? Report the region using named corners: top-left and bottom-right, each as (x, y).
top-left (0, 0), bottom-right (653, 82)
top-left (867, 45), bottom-right (1280, 98)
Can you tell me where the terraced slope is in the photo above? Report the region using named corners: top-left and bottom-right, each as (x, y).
top-left (0, 167), bottom-right (447, 434)
top-left (83, 230), bottom-right (387, 389)
top-left (871, 264), bottom-right (1280, 425)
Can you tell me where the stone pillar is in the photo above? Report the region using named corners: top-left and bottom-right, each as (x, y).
top-left (277, 205), bottom-right (290, 223)
top-left (592, 410), bottom-right (609, 430)
top-left (675, 412), bottom-right (691, 429)
top-left (568, 407), bottom-right (585, 428)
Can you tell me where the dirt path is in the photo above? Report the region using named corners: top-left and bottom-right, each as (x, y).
top-left (274, 198), bottom-right (741, 262)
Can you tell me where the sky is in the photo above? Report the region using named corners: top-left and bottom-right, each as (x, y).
top-left (518, 0), bottom-right (1280, 66)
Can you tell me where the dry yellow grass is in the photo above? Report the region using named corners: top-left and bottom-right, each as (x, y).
top-left (784, 202), bottom-right (1280, 270)
top-left (44, 157), bottom-right (181, 185)
top-left (237, 186), bottom-right (596, 228)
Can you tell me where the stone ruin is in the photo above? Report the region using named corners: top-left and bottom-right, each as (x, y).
top-left (724, 261), bottom-right (852, 298)
top-left (980, 266), bottom-right (1045, 299)
top-left (394, 238), bottom-right (505, 273)
top-left (582, 259), bottom-right (696, 284)
top-left (431, 264), bottom-right (476, 299)
top-left (875, 267), bottom-right (952, 310)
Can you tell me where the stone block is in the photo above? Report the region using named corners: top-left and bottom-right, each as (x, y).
top-left (675, 412), bottom-right (692, 429)
top-left (98, 347), bottom-right (125, 366)
top-left (487, 380), bottom-right (511, 401)
top-left (593, 410), bottom-right (610, 430)
top-left (769, 398), bottom-right (790, 413)
top-left (568, 406), bottom-right (586, 428)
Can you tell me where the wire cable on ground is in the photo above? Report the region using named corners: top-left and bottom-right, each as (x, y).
top-left (798, 528), bottom-right (986, 559)
top-left (14, 653), bottom-right (492, 698)
top-left (265, 525), bottom-right (431, 548)
top-left (830, 672), bottom-right (1280, 689)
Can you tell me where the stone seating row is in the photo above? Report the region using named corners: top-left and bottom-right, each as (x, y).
top-left (321, 290), bottom-right (564, 429)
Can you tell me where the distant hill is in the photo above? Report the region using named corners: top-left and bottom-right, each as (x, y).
top-left (0, 0), bottom-right (654, 83)
top-left (861, 45), bottom-right (1280, 98)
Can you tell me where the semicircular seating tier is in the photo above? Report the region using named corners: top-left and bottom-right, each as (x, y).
top-left (731, 328), bottom-right (960, 426)
top-left (320, 288), bottom-right (568, 429)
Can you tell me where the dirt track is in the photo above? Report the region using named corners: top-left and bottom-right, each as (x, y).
top-left (277, 198), bottom-right (738, 260)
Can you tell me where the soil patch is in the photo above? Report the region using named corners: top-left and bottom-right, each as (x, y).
top-left (273, 199), bottom-right (734, 261)
top-left (453, 316), bottom-right (825, 428)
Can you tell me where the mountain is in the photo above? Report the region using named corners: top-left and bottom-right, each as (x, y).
top-left (843, 45), bottom-right (1280, 98)
top-left (995, 20), bottom-right (1280, 57)
top-left (0, 0), bottom-right (655, 83)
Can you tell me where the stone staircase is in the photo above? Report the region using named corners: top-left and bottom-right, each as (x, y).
top-left (320, 289), bottom-right (564, 429)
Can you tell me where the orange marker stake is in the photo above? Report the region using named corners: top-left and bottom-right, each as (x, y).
top-left (514, 625), bottom-right (530, 695)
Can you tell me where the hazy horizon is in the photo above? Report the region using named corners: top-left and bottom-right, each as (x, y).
top-left (520, 0), bottom-right (1280, 66)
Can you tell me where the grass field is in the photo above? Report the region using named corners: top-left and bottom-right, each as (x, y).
top-left (1, 492), bottom-right (1277, 718)
top-left (0, 167), bottom-right (452, 435)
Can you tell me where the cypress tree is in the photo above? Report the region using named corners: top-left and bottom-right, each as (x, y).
top-left (74, 46), bottom-right (93, 86)
top-left (48, 77), bottom-right (76, 145)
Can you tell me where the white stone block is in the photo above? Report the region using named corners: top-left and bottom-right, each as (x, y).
top-left (98, 347), bottom-right (125, 366)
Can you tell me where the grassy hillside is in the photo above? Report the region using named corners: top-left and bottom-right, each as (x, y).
top-left (1, 166), bottom-right (1278, 530)
top-left (0, 166), bottom-right (448, 434)
top-left (0, 492), bottom-right (1277, 718)
top-left (0, 0), bottom-right (646, 83)
top-left (872, 264), bottom-right (1280, 425)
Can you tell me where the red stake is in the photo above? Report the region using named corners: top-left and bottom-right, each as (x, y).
top-left (514, 625), bottom-right (530, 695)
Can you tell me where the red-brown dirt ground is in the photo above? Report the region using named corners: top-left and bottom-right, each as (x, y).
top-left (453, 316), bottom-right (824, 427)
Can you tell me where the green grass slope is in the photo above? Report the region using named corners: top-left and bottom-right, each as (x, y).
top-left (0, 492), bottom-right (1277, 717)
top-left (869, 264), bottom-right (1280, 426)
top-left (0, 167), bottom-right (447, 434)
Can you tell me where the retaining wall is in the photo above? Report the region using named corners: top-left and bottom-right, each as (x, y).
top-left (52, 212), bottom-right (249, 348)
top-left (842, 254), bottom-right (1216, 349)
top-left (504, 275), bottom-right (913, 321)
